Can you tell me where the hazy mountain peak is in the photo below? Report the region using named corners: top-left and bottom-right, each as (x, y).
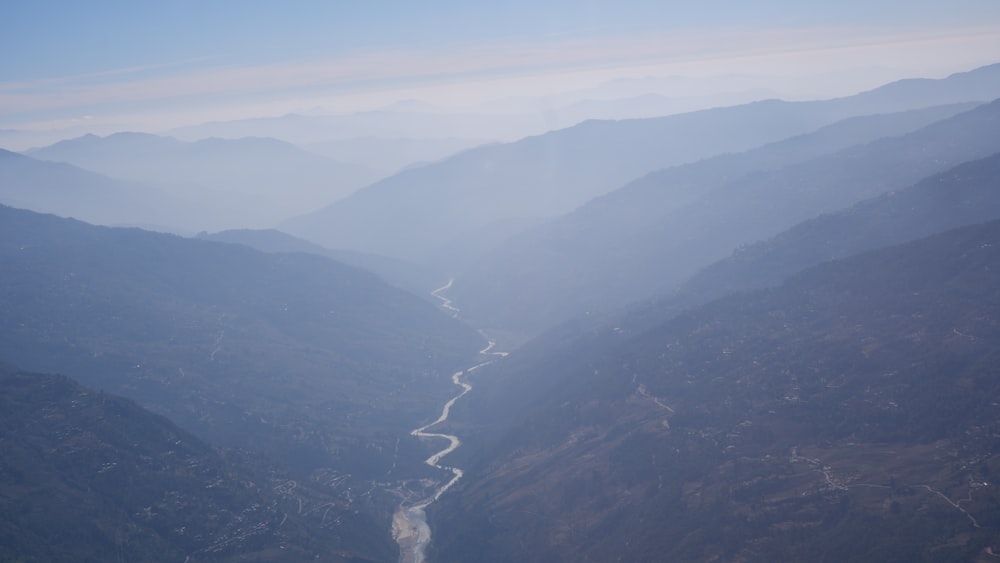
top-left (381, 98), bottom-right (440, 112)
top-left (29, 131), bottom-right (182, 156)
top-left (20, 131), bottom-right (382, 231)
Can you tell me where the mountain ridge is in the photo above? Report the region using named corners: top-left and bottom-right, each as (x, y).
top-left (27, 132), bottom-right (381, 231)
top-left (449, 98), bottom-right (1000, 335)
top-left (0, 148), bottom-right (197, 232)
top-left (282, 63), bottom-right (1000, 267)
top-left (196, 228), bottom-right (443, 297)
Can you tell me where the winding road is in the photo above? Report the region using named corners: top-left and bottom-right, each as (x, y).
top-left (392, 280), bottom-right (506, 563)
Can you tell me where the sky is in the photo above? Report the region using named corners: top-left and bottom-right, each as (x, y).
top-left (2, 1), bottom-right (999, 139)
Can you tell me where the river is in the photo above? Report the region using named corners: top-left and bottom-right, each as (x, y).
top-left (392, 280), bottom-right (505, 563)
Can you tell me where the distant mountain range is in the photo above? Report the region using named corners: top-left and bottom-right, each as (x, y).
top-left (449, 98), bottom-right (1000, 335)
top-left (282, 63), bottom-right (1000, 281)
top-left (0, 148), bottom-right (196, 232)
top-left (25, 132), bottom-right (381, 231)
top-left (166, 108), bottom-right (548, 146)
top-left (279, 100), bottom-right (887, 265)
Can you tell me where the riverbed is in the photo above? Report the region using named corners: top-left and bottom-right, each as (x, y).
top-left (392, 281), bottom-right (505, 562)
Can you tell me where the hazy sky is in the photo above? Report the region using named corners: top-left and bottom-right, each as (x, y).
top-left (2, 1), bottom-right (999, 134)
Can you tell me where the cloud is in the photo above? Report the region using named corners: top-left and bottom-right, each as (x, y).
top-left (2, 25), bottom-right (998, 132)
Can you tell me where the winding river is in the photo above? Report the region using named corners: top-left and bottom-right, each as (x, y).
top-left (392, 280), bottom-right (505, 563)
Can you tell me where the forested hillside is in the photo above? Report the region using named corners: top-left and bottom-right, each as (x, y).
top-left (433, 220), bottom-right (1000, 562)
top-left (0, 206), bottom-right (484, 478)
top-left (0, 365), bottom-right (395, 562)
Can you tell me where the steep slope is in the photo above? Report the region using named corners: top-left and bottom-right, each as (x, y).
top-left (282, 99), bottom-right (847, 262)
top-left (306, 136), bottom-right (489, 177)
top-left (0, 205), bottom-right (484, 479)
top-left (196, 228), bottom-right (443, 297)
top-left (560, 101), bottom-right (977, 231)
top-left (0, 148), bottom-right (198, 232)
top-left (282, 64), bottom-right (1000, 268)
top-left (446, 150), bottom-right (1000, 467)
top-left (451, 98), bottom-right (1000, 335)
top-left (28, 132), bottom-right (380, 230)
top-left (670, 151), bottom-right (1000, 314)
top-left (0, 365), bottom-right (393, 562)
top-left (840, 62), bottom-right (1000, 112)
top-left (433, 219), bottom-right (1000, 562)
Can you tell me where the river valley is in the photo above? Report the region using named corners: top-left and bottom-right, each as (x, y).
top-left (392, 281), bottom-right (506, 563)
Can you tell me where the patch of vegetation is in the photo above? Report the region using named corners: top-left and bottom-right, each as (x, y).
top-left (0, 365), bottom-right (395, 562)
